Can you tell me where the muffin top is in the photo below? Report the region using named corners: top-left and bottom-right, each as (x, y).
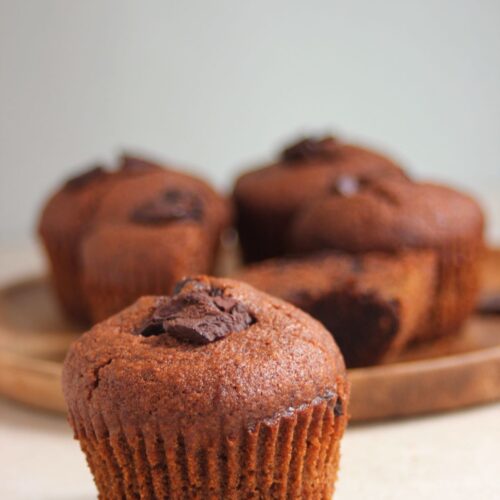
top-left (289, 177), bottom-right (485, 254)
top-left (87, 167), bottom-right (229, 238)
top-left (38, 155), bottom-right (164, 238)
top-left (62, 276), bottom-right (346, 444)
top-left (233, 135), bottom-right (407, 215)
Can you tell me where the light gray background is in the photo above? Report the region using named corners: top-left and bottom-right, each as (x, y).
top-left (1, 0), bottom-right (499, 244)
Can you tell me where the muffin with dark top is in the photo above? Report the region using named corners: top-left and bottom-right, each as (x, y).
top-left (38, 155), bottom-right (229, 323)
top-left (236, 251), bottom-right (436, 367)
top-left (233, 135), bottom-right (408, 262)
top-left (38, 156), bottom-right (162, 322)
top-left (289, 177), bottom-right (485, 340)
top-left (82, 170), bottom-right (229, 322)
top-left (63, 276), bottom-right (349, 499)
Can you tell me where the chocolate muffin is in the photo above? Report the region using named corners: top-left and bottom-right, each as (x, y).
top-left (236, 251), bottom-right (436, 367)
top-left (38, 155), bottom-right (228, 323)
top-left (289, 177), bottom-right (485, 340)
top-left (63, 276), bottom-right (349, 499)
top-left (81, 170), bottom-right (229, 322)
top-left (38, 156), bottom-right (161, 322)
top-left (233, 135), bottom-right (407, 262)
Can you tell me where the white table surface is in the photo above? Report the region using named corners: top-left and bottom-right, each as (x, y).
top-left (1, 245), bottom-right (499, 500)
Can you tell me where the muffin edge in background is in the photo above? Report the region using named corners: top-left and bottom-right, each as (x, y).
top-left (38, 155), bottom-right (230, 324)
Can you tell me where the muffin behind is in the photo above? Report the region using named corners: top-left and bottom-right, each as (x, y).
top-left (38, 156), bottom-right (163, 322)
top-left (289, 177), bottom-right (485, 340)
top-left (38, 155), bottom-right (229, 323)
top-left (233, 135), bottom-right (407, 262)
top-left (82, 170), bottom-right (229, 322)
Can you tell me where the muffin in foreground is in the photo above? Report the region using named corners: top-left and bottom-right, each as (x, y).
top-left (233, 134), bottom-right (407, 262)
top-left (289, 177), bottom-right (485, 341)
top-left (236, 251), bottom-right (436, 367)
top-left (63, 276), bottom-right (349, 499)
top-left (38, 155), bottom-right (229, 323)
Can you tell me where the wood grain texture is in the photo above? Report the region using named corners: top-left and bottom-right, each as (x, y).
top-left (0, 250), bottom-right (499, 420)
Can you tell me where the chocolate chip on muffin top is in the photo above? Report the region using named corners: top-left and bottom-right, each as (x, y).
top-left (118, 154), bottom-right (165, 174)
top-left (63, 166), bottom-right (108, 190)
top-left (138, 277), bottom-right (254, 343)
top-left (130, 189), bottom-right (204, 225)
top-left (281, 135), bottom-right (341, 163)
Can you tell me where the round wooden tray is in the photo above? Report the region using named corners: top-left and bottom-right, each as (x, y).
top-left (1, 251), bottom-right (499, 421)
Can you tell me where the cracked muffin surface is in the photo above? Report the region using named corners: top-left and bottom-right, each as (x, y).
top-left (62, 275), bottom-right (349, 499)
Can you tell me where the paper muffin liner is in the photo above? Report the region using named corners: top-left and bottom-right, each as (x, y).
top-left (418, 238), bottom-right (483, 341)
top-left (82, 233), bottom-right (220, 323)
top-left (68, 389), bottom-right (349, 500)
top-left (83, 263), bottom-right (183, 323)
top-left (41, 233), bottom-right (89, 323)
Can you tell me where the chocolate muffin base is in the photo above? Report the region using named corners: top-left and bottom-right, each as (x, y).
top-left (68, 384), bottom-right (348, 500)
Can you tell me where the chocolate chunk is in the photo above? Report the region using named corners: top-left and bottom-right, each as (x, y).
top-left (331, 175), bottom-right (360, 196)
top-left (130, 189), bottom-right (204, 225)
top-left (120, 155), bottom-right (162, 174)
top-left (334, 397), bottom-right (343, 417)
top-left (137, 283), bottom-right (254, 344)
top-left (137, 316), bottom-right (167, 337)
top-left (281, 136), bottom-right (340, 163)
top-left (64, 166), bottom-right (107, 190)
top-left (136, 298), bottom-right (171, 336)
top-left (212, 295), bottom-right (239, 312)
top-left (476, 293), bottom-right (500, 315)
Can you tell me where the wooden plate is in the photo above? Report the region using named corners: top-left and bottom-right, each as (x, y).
top-left (0, 251), bottom-right (499, 421)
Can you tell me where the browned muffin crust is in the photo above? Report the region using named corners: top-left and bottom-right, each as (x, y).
top-left (64, 276), bottom-right (346, 435)
top-left (235, 251), bottom-right (436, 367)
top-left (63, 276), bottom-right (349, 499)
top-left (233, 135), bottom-right (407, 262)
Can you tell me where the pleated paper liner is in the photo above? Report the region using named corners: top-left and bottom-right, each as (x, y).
top-left (68, 391), bottom-right (348, 499)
